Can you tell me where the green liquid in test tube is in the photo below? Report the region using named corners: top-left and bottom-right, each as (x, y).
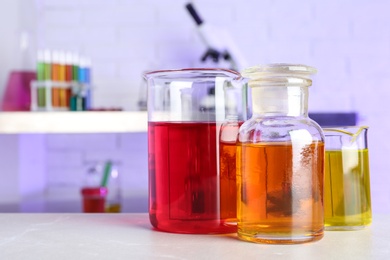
top-left (72, 54), bottom-right (79, 81)
top-left (37, 50), bottom-right (51, 108)
top-left (44, 50), bottom-right (51, 81)
top-left (36, 51), bottom-right (45, 81)
top-left (70, 54), bottom-right (83, 111)
top-left (43, 50), bottom-right (52, 108)
top-left (36, 51), bottom-right (45, 107)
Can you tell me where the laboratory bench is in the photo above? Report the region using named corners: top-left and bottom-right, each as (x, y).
top-left (0, 213), bottom-right (388, 259)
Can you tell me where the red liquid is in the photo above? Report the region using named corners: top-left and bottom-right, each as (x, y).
top-left (148, 121), bottom-right (236, 234)
top-left (82, 197), bottom-right (105, 213)
top-left (81, 187), bottom-right (107, 213)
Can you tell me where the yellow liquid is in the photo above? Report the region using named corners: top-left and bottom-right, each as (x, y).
top-left (105, 203), bottom-right (121, 213)
top-left (324, 149), bottom-right (372, 229)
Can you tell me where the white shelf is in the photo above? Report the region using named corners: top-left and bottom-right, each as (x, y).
top-left (0, 111), bottom-right (147, 133)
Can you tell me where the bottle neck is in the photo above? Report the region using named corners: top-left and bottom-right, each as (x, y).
top-left (251, 86), bottom-right (309, 117)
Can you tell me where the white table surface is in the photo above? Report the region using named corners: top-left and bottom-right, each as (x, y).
top-left (0, 213), bottom-right (388, 259)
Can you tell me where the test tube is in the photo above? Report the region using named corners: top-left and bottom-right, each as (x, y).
top-left (85, 58), bottom-right (92, 110)
top-left (43, 49), bottom-right (52, 108)
top-left (43, 49), bottom-right (51, 81)
top-left (79, 57), bottom-right (91, 110)
top-left (65, 52), bottom-right (73, 108)
top-left (65, 52), bottom-right (73, 82)
top-left (36, 51), bottom-right (45, 107)
top-left (70, 53), bottom-right (81, 111)
top-left (72, 53), bottom-right (79, 82)
top-left (58, 51), bottom-right (67, 108)
top-left (36, 51), bottom-right (45, 81)
top-left (51, 51), bottom-right (60, 108)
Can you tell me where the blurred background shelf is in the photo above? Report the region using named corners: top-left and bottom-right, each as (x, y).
top-left (0, 111), bottom-right (147, 134)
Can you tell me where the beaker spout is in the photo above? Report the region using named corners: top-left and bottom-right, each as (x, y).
top-left (323, 126), bottom-right (369, 145)
top-left (324, 126), bottom-right (367, 136)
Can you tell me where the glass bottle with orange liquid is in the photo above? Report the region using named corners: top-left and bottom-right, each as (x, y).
top-left (236, 64), bottom-right (325, 244)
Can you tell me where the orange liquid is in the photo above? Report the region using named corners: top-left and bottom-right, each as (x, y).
top-left (51, 63), bottom-right (60, 107)
top-left (59, 88), bottom-right (67, 108)
top-left (52, 88), bottom-right (60, 107)
top-left (237, 141), bottom-right (325, 244)
top-left (219, 141), bottom-right (237, 221)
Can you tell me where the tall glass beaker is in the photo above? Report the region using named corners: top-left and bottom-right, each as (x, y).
top-left (144, 68), bottom-right (248, 234)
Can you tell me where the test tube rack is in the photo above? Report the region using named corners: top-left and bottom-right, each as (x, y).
top-left (30, 80), bottom-right (91, 111)
top-left (32, 50), bottom-right (92, 111)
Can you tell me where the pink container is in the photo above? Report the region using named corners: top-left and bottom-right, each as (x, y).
top-left (1, 70), bottom-right (36, 111)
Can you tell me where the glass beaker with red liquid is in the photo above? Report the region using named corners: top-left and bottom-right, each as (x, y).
top-left (144, 68), bottom-right (248, 234)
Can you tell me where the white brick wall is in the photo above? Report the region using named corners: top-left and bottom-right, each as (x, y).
top-left (2, 0), bottom-right (389, 212)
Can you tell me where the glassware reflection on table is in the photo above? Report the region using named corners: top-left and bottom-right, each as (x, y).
top-left (323, 126), bottom-right (372, 230)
